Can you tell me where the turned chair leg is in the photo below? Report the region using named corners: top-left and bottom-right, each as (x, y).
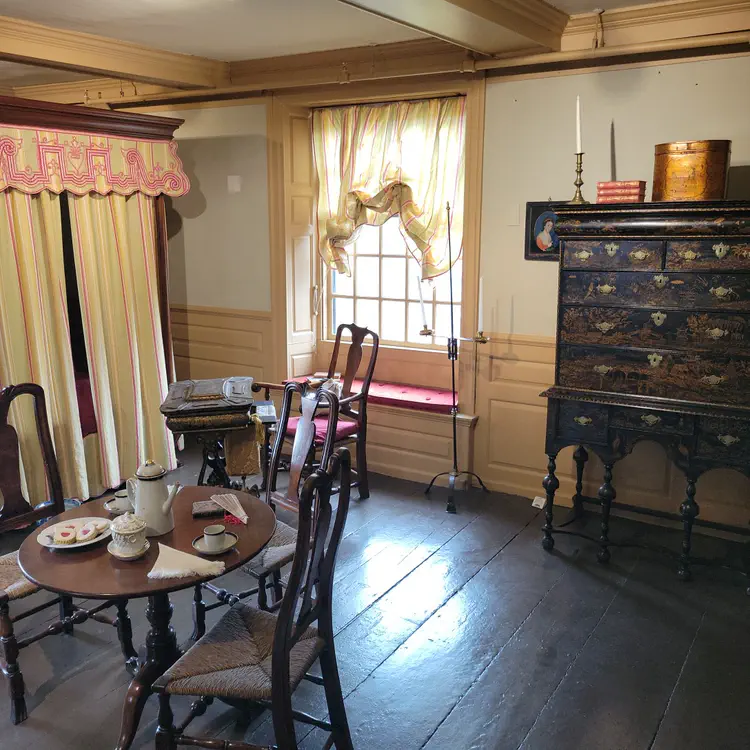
top-left (271, 569), bottom-right (284, 605)
top-left (59, 595), bottom-right (76, 635)
top-left (0, 597), bottom-right (27, 725)
top-left (356, 433), bottom-right (369, 500)
top-left (155, 692), bottom-right (177, 750)
top-left (257, 573), bottom-right (269, 611)
top-left (191, 584), bottom-right (207, 641)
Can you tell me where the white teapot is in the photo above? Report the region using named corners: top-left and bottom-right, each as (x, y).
top-left (126, 460), bottom-right (181, 537)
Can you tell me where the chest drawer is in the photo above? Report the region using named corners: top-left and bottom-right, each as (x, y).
top-left (666, 239), bottom-right (750, 271)
top-left (561, 271), bottom-right (750, 311)
top-left (610, 407), bottom-right (693, 436)
top-left (696, 416), bottom-right (750, 465)
top-left (563, 240), bottom-right (663, 270)
top-left (557, 401), bottom-right (608, 443)
top-left (560, 306), bottom-right (750, 354)
top-left (558, 344), bottom-right (750, 406)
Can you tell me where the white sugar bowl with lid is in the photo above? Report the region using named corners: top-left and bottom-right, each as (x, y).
top-left (109, 513), bottom-right (149, 559)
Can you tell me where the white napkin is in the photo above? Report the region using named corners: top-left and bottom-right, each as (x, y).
top-left (147, 543), bottom-right (225, 580)
top-left (211, 493), bottom-right (248, 525)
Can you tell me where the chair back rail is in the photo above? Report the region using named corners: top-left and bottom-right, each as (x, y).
top-left (327, 323), bottom-right (379, 412)
top-left (267, 382), bottom-right (339, 513)
top-left (0, 383), bottom-right (64, 533)
top-left (272, 449), bottom-right (352, 699)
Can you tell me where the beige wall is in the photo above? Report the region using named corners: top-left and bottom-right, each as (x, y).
top-left (164, 103), bottom-right (271, 312)
top-left (476, 56), bottom-right (750, 525)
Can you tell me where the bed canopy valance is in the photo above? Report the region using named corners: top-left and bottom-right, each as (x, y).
top-left (0, 96), bottom-right (189, 197)
top-left (0, 95), bottom-right (187, 510)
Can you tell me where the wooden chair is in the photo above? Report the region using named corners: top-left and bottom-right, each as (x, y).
top-left (286, 322), bottom-right (379, 499)
top-left (153, 448), bottom-right (354, 750)
top-left (0, 383), bottom-right (137, 724)
top-left (191, 382), bottom-right (339, 637)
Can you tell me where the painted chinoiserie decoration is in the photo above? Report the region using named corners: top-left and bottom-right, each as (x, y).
top-left (540, 200), bottom-right (750, 582)
top-left (652, 140), bottom-right (731, 202)
top-left (525, 202), bottom-right (566, 261)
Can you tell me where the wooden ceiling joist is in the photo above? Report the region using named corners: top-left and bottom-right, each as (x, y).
top-left (0, 15), bottom-right (229, 89)
top-left (337, 0), bottom-right (569, 54)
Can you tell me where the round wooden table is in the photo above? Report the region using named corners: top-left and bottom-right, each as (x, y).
top-left (18, 486), bottom-right (275, 750)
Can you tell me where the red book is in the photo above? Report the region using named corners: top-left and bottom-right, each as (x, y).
top-left (597, 188), bottom-right (646, 196)
top-left (597, 195), bottom-right (646, 203)
top-left (597, 181), bottom-right (646, 189)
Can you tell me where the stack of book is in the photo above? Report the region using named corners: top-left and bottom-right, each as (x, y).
top-left (596, 181), bottom-right (646, 203)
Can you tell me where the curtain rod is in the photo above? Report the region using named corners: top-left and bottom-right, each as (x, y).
top-left (311, 93), bottom-right (465, 111)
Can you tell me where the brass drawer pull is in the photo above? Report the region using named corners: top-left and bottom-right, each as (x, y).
top-left (593, 365), bottom-right (613, 375)
top-left (680, 249), bottom-right (699, 261)
top-left (641, 414), bottom-right (662, 427)
top-left (595, 322), bottom-right (615, 333)
top-left (574, 249), bottom-right (593, 261)
top-left (604, 243), bottom-right (619, 257)
top-left (709, 286), bottom-right (732, 299)
top-left (597, 284), bottom-right (616, 295)
top-left (647, 353), bottom-right (663, 368)
top-left (717, 434), bottom-right (740, 446)
top-left (651, 311), bottom-right (667, 327)
top-left (706, 327), bottom-right (728, 340)
top-left (629, 248), bottom-right (650, 262)
top-left (713, 242), bottom-right (730, 259)
top-left (701, 375), bottom-right (725, 387)
top-left (574, 416), bottom-right (593, 426)
top-left (653, 274), bottom-right (668, 289)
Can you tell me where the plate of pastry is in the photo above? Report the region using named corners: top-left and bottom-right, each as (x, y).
top-left (37, 518), bottom-right (112, 550)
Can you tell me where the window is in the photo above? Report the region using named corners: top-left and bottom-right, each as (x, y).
top-left (326, 218), bottom-right (462, 348)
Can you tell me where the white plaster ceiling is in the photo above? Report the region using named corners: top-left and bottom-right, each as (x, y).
top-left (0, 0), bottom-right (425, 61)
top-left (552, 0), bottom-right (664, 12)
top-left (0, 61), bottom-right (90, 86)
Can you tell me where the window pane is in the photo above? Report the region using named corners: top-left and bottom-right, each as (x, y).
top-left (355, 256), bottom-right (379, 297)
top-left (355, 224), bottom-right (379, 255)
top-left (435, 303), bottom-right (460, 339)
top-left (381, 300), bottom-right (405, 342)
top-left (381, 218), bottom-right (407, 256)
top-left (332, 297), bottom-right (354, 334)
top-left (434, 259), bottom-right (462, 303)
top-left (355, 299), bottom-right (379, 333)
top-left (381, 257), bottom-right (406, 299)
top-left (332, 269), bottom-right (353, 296)
top-left (407, 301), bottom-right (431, 344)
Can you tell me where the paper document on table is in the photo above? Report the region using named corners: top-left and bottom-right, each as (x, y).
top-left (211, 493), bottom-right (248, 524)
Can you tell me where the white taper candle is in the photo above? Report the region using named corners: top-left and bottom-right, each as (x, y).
top-left (576, 95), bottom-right (582, 154)
top-left (477, 277), bottom-right (484, 332)
top-left (416, 275), bottom-right (428, 328)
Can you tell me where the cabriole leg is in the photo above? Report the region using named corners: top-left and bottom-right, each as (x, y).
top-left (542, 454), bottom-right (559, 551)
top-left (678, 477), bottom-right (699, 581)
top-left (597, 464), bottom-right (616, 563)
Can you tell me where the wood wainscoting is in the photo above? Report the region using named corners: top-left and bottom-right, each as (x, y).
top-left (170, 304), bottom-right (274, 382)
top-left (474, 333), bottom-right (750, 528)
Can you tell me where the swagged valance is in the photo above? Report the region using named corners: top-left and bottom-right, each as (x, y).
top-left (0, 124), bottom-right (190, 197)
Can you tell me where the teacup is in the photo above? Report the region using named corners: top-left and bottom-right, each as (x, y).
top-left (111, 490), bottom-right (133, 513)
top-left (110, 513), bottom-right (148, 557)
top-left (203, 524), bottom-right (226, 553)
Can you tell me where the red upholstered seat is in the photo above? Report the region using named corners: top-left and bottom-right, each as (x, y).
top-left (286, 416), bottom-right (358, 446)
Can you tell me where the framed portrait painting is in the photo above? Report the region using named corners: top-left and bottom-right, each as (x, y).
top-left (525, 202), bottom-right (565, 261)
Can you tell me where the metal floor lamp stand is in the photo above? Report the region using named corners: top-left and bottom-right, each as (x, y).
top-left (424, 202), bottom-right (489, 513)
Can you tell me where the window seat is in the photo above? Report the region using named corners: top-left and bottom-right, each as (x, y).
top-left (289, 377), bottom-right (453, 414)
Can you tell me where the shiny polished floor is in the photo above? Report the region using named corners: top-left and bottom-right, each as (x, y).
top-left (1, 448), bottom-right (749, 749)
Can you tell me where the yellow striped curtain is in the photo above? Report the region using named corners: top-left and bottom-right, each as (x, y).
top-left (312, 96), bottom-right (466, 280)
top-left (0, 190), bottom-right (94, 504)
top-left (68, 192), bottom-right (176, 486)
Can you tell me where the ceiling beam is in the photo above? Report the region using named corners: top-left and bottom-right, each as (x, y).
top-left (11, 78), bottom-right (176, 105)
top-left (338, 0), bottom-right (568, 54)
top-left (0, 15), bottom-right (229, 89)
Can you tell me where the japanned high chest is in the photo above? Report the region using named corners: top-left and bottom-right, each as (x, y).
top-left (541, 201), bottom-right (750, 580)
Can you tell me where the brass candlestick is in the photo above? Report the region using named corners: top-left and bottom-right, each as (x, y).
top-left (570, 152), bottom-right (589, 205)
top-left (419, 325), bottom-right (434, 336)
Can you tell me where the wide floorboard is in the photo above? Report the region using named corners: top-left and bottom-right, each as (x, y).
top-left (1, 454), bottom-right (747, 749)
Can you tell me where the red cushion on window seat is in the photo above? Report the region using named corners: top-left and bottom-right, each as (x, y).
top-left (286, 417), bottom-right (358, 446)
top-left (285, 377), bottom-right (453, 415)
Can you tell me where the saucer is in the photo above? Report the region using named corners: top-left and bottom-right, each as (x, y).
top-left (192, 532), bottom-right (238, 555)
top-left (104, 498), bottom-right (133, 515)
top-left (108, 539), bottom-right (150, 561)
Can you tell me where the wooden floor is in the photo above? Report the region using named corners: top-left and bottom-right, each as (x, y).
top-left (1, 455), bottom-right (749, 749)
